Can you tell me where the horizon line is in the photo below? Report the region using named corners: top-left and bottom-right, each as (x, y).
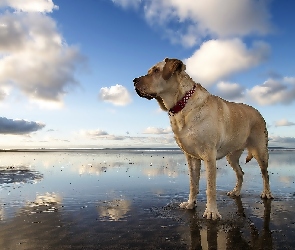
top-left (0, 146), bottom-right (294, 153)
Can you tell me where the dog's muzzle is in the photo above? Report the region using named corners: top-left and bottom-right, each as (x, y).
top-left (133, 77), bottom-right (156, 100)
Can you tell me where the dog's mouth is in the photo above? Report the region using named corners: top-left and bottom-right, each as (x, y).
top-left (133, 77), bottom-right (157, 100)
top-left (135, 88), bottom-right (157, 100)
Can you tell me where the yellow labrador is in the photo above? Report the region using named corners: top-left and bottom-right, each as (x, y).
top-left (133, 58), bottom-right (273, 220)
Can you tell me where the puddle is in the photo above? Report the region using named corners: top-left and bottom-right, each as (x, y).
top-left (0, 149), bottom-right (294, 249)
top-left (97, 199), bottom-right (131, 221)
top-left (0, 166), bottom-right (43, 187)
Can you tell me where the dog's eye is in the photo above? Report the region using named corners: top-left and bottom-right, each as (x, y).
top-left (154, 68), bottom-right (159, 73)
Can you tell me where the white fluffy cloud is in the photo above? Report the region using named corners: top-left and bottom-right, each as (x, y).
top-left (99, 84), bottom-right (132, 106)
top-left (113, 0), bottom-right (273, 95)
top-left (0, 86), bottom-right (10, 101)
top-left (0, 0), bottom-right (58, 13)
top-left (115, 0), bottom-right (272, 47)
top-left (275, 119), bottom-right (295, 127)
top-left (0, 2), bottom-right (84, 105)
top-left (248, 78), bottom-right (295, 105)
top-left (143, 127), bottom-right (172, 134)
top-left (184, 39), bottom-right (269, 86)
top-left (212, 76), bottom-right (295, 106)
top-left (0, 117), bottom-right (45, 135)
top-left (145, 0), bottom-right (271, 37)
top-left (0, 90), bottom-right (5, 101)
top-left (215, 76), bottom-right (295, 106)
top-left (112, 0), bottom-right (274, 101)
top-left (215, 81), bottom-right (245, 101)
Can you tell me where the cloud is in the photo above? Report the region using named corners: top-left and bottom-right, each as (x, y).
top-left (0, 0), bottom-right (58, 13)
top-left (143, 127), bottom-right (172, 134)
top-left (0, 3), bottom-right (85, 106)
top-left (99, 84), bottom-right (132, 106)
top-left (112, 1), bottom-right (272, 88)
top-left (213, 76), bottom-right (295, 106)
top-left (33, 192), bottom-right (62, 206)
top-left (269, 136), bottom-right (295, 147)
top-left (184, 39), bottom-right (270, 86)
top-left (275, 119), bottom-right (295, 127)
top-left (284, 77), bottom-right (295, 84)
top-left (115, 0), bottom-right (272, 47)
top-left (267, 70), bottom-right (282, 80)
top-left (0, 117), bottom-right (45, 135)
top-left (80, 129), bottom-right (130, 141)
top-left (112, 0), bottom-right (141, 9)
top-left (215, 81), bottom-right (245, 101)
top-left (0, 87), bottom-right (8, 101)
top-left (80, 129), bottom-right (109, 138)
top-left (248, 77), bottom-right (295, 105)
top-left (78, 128), bottom-right (176, 146)
top-left (0, 91), bottom-right (5, 101)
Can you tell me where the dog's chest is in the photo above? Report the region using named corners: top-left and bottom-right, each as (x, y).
top-left (169, 111), bottom-right (201, 134)
top-left (169, 115), bottom-right (201, 157)
top-left (169, 114), bottom-right (185, 132)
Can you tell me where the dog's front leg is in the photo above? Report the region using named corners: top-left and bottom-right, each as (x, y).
top-left (203, 155), bottom-right (222, 220)
top-left (180, 155), bottom-right (201, 209)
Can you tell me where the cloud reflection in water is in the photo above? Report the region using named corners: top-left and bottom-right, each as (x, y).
top-left (0, 165), bottom-right (43, 187)
top-left (97, 199), bottom-right (131, 221)
top-left (0, 149), bottom-right (294, 248)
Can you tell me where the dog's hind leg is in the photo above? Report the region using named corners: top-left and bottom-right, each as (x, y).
top-left (248, 126), bottom-right (273, 199)
top-left (226, 149), bottom-right (244, 197)
top-left (180, 154), bottom-right (201, 209)
top-left (252, 148), bottom-right (274, 199)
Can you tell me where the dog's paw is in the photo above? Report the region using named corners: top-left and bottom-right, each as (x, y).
top-left (179, 201), bottom-right (195, 209)
top-left (227, 189), bottom-right (241, 197)
top-left (203, 207), bottom-right (222, 220)
top-left (261, 191), bottom-right (274, 199)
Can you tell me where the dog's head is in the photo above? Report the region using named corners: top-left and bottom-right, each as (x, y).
top-left (133, 58), bottom-right (186, 100)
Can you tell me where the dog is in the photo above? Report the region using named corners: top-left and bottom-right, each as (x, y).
top-left (133, 58), bottom-right (273, 220)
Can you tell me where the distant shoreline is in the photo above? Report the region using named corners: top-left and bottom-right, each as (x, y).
top-left (0, 147), bottom-right (294, 153)
top-left (0, 147), bottom-right (182, 153)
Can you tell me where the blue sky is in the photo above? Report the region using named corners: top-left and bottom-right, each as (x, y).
top-left (0, 0), bottom-right (294, 148)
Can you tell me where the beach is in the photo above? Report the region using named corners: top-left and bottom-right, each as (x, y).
top-left (0, 149), bottom-right (294, 249)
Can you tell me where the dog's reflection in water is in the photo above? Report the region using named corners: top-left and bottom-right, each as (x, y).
top-left (187, 197), bottom-right (272, 250)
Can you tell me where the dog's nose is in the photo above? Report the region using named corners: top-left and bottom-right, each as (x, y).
top-left (133, 77), bottom-right (140, 86)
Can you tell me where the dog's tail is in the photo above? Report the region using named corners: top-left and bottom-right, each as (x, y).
top-left (245, 151), bottom-right (253, 163)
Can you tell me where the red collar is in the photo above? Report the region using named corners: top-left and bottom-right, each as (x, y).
top-left (168, 85), bottom-right (196, 116)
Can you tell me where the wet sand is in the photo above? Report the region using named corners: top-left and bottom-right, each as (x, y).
top-left (0, 149), bottom-right (294, 249)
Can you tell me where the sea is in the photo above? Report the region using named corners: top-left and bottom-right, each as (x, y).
top-left (0, 147), bottom-right (294, 249)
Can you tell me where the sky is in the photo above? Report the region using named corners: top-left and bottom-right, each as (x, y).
top-left (0, 0), bottom-right (295, 149)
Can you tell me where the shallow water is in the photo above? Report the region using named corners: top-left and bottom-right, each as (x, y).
top-left (0, 149), bottom-right (294, 249)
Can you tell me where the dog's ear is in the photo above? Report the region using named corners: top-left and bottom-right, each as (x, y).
top-left (162, 58), bottom-right (184, 80)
